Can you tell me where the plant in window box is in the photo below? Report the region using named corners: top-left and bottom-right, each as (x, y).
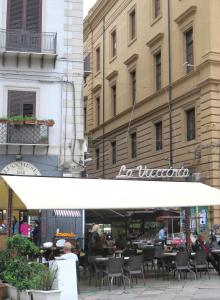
top-left (8, 116), bottom-right (24, 126)
top-left (24, 117), bottom-right (37, 125)
top-left (0, 117), bottom-right (8, 124)
top-left (47, 119), bottom-right (55, 127)
top-left (37, 120), bottom-right (48, 126)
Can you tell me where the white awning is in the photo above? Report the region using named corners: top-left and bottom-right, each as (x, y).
top-left (54, 210), bottom-right (81, 217)
top-left (1, 175), bottom-right (220, 210)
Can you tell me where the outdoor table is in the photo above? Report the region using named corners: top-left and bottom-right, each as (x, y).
top-left (211, 250), bottom-right (220, 275)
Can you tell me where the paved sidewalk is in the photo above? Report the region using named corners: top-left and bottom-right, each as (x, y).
top-left (79, 274), bottom-right (220, 300)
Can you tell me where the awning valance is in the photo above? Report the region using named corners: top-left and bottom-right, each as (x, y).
top-left (0, 175), bottom-right (220, 210)
top-left (54, 210), bottom-right (81, 217)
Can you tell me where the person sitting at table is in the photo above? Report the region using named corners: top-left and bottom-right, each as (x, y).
top-left (88, 224), bottom-right (103, 255)
top-left (115, 234), bottom-right (127, 250)
top-left (192, 234), bottom-right (218, 272)
top-left (209, 235), bottom-right (220, 251)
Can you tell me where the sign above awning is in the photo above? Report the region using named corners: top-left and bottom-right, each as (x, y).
top-left (1, 175), bottom-right (220, 210)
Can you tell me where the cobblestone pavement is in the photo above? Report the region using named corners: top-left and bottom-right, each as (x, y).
top-left (79, 273), bottom-right (220, 300)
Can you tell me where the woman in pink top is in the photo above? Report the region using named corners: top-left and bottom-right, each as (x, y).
top-left (20, 218), bottom-right (31, 237)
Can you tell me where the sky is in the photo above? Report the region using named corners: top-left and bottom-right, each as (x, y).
top-left (83, 0), bottom-right (97, 18)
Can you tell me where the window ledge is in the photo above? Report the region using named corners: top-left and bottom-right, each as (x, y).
top-left (128, 37), bottom-right (137, 48)
top-left (151, 15), bottom-right (162, 27)
top-left (109, 56), bottom-right (117, 64)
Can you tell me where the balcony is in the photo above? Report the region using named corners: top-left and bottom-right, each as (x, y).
top-left (0, 29), bottom-right (57, 67)
top-left (0, 123), bottom-right (51, 155)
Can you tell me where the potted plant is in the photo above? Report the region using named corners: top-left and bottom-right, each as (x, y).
top-left (24, 117), bottom-right (37, 125)
top-left (0, 117), bottom-right (8, 124)
top-left (30, 264), bottom-right (60, 300)
top-left (8, 116), bottom-right (24, 126)
top-left (0, 280), bottom-right (6, 300)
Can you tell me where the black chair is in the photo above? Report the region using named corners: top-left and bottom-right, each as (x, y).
top-left (101, 257), bottom-right (130, 290)
top-left (154, 245), bottom-right (165, 278)
top-left (175, 251), bottom-right (196, 281)
top-left (143, 247), bottom-right (155, 272)
top-left (192, 250), bottom-right (210, 279)
top-left (124, 254), bottom-right (145, 287)
top-left (88, 255), bottom-right (103, 287)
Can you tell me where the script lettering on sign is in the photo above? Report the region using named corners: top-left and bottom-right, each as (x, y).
top-left (116, 165), bottom-right (190, 179)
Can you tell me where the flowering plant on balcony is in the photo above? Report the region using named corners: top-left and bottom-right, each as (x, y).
top-left (0, 116), bottom-right (55, 127)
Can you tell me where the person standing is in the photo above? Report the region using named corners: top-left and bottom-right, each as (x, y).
top-left (32, 220), bottom-right (41, 246)
top-left (12, 216), bottom-right (19, 235)
top-left (159, 226), bottom-right (167, 245)
top-left (20, 217), bottom-right (31, 237)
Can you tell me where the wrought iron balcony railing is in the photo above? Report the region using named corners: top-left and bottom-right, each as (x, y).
top-left (0, 29), bottom-right (57, 54)
top-left (0, 123), bottom-right (49, 145)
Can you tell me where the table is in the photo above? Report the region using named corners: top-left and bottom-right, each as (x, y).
top-left (211, 250), bottom-right (220, 275)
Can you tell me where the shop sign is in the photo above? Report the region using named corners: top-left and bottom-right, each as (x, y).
top-left (116, 165), bottom-right (190, 179)
top-left (1, 161), bottom-right (41, 176)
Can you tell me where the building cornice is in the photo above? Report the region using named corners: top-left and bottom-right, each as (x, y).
top-left (92, 84), bottom-right (102, 93)
top-left (106, 70), bottom-right (118, 81)
top-left (175, 6), bottom-right (197, 25)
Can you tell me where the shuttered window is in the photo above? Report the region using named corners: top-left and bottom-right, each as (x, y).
top-left (7, 0), bottom-right (42, 32)
top-left (8, 90), bottom-right (36, 117)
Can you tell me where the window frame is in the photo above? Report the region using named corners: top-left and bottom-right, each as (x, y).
top-left (111, 141), bottom-right (117, 165)
top-left (96, 148), bottom-right (100, 170)
top-left (155, 121), bottom-right (163, 151)
top-left (7, 90), bottom-right (36, 117)
top-left (111, 84), bottom-right (117, 117)
top-left (110, 29), bottom-right (117, 59)
top-left (96, 96), bottom-right (100, 126)
top-left (129, 8), bottom-right (136, 42)
top-left (130, 69), bottom-right (136, 105)
top-left (130, 131), bottom-right (137, 159)
top-left (154, 0), bottom-right (161, 19)
top-left (95, 46), bottom-right (101, 73)
top-left (185, 28), bottom-right (194, 73)
top-left (155, 51), bottom-right (161, 91)
top-left (186, 107), bottom-right (196, 141)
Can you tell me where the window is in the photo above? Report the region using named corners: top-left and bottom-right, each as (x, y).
top-left (130, 132), bottom-right (137, 159)
top-left (129, 9), bottom-right (136, 41)
top-left (111, 30), bottom-right (117, 58)
top-left (155, 121), bottom-right (163, 151)
top-left (186, 108), bottom-right (195, 141)
top-left (6, 0), bottom-right (42, 51)
top-left (96, 97), bottom-right (100, 126)
top-left (130, 70), bottom-right (136, 105)
top-left (96, 47), bottom-right (101, 72)
top-left (84, 107), bottom-right (87, 131)
top-left (84, 54), bottom-right (90, 81)
top-left (8, 90), bottom-right (36, 117)
top-left (154, 0), bottom-right (161, 19)
top-left (111, 141), bottom-right (116, 164)
top-left (185, 28), bottom-right (194, 73)
top-left (96, 148), bottom-right (100, 170)
top-left (111, 85), bottom-right (117, 116)
top-left (155, 52), bottom-right (161, 91)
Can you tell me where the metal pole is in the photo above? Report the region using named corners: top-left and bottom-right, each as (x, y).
top-left (185, 207), bottom-right (191, 251)
top-left (167, 0), bottom-right (173, 167)
top-left (7, 188), bottom-right (13, 237)
top-left (102, 17), bottom-right (105, 179)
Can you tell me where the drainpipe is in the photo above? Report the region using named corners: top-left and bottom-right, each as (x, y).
top-left (102, 17), bottom-right (106, 179)
top-left (167, 0), bottom-right (173, 168)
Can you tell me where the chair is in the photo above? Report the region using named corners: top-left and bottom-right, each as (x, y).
top-left (101, 257), bottom-right (130, 290)
top-left (143, 247), bottom-right (156, 272)
top-left (193, 250), bottom-right (210, 279)
top-left (154, 245), bottom-right (165, 278)
top-left (123, 249), bottom-right (137, 257)
top-left (88, 255), bottom-right (103, 287)
top-left (124, 254), bottom-right (145, 287)
top-left (175, 251), bottom-right (196, 281)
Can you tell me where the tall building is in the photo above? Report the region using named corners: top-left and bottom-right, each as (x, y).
top-left (84, 0), bottom-right (220, 224)
top-left (0, 0), bottom-right (84, 178)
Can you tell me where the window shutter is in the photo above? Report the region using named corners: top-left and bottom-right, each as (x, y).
top-left (7, 0), bottom-right (23, 30)
top-left (26, 0), bottom-right (42, 32)
top-left (8, 91), bottom-right (36, 117)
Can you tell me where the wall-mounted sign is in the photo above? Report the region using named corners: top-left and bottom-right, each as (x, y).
top-left (116, 165), bottom-right (190, 179)
top-left (1, 161), bottom-right (41, 176)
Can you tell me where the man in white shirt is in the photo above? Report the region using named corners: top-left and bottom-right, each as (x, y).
top-left (60, 242), bottom-right (78, 262)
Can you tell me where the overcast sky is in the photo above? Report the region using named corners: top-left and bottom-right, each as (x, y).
top-left (83, 0), bottom-right (97, 18)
